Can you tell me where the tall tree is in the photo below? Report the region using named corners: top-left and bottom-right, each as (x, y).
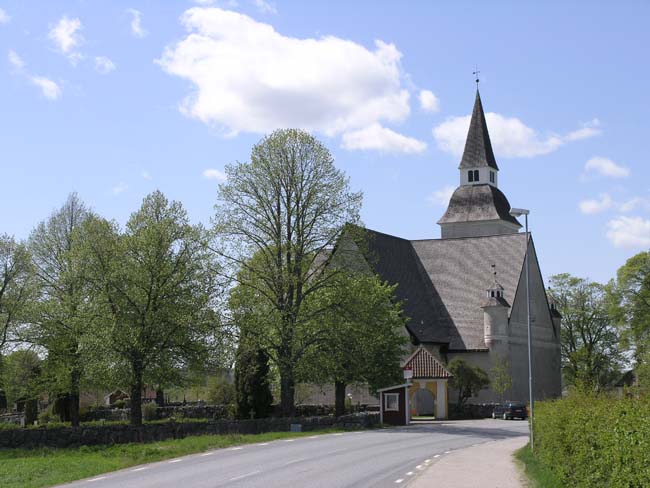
top-left (301, 272), bottom-right (406, 417)
top-left (550, 273), bottom-right (622, 390)
top-left (81, 191), bottom-right (222, 426)
top-left (234, 336), bottom-right (274, 419)
top-left (214, 129), bottom-right (362, 416)
top-left (0, 235), bottom-right (33, 350)
top-left (490, 354), bottom-right (512, 403)
top-left (448, 358), bottom-right (490, 411)
top-left (27, 194), bottom-right (92, 426)
top-left (0, 350), bottom-right (42, 424)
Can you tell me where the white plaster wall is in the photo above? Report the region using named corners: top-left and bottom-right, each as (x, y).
top-left (460, 167), bottom-right (498, 187)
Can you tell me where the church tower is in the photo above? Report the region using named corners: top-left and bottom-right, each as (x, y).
top-left (438, 91), bottom-right (522, 238)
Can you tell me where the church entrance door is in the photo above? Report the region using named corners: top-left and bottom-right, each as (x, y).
top-left (414, 388), bottom-right (435, 416)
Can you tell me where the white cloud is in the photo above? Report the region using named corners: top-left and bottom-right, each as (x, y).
top-left (31, 76), bottom-right (62, 100)
top-left (49, 16), bottom-right (83, 63)
top-left (579, 193), bottom-right (613, 215)
top-left (607, 216), bottom-right (650, 249)
top-left (584, 157), bottom-right (629, 179)
top-left (619, 197), bottom-right (650, 213)
top-left (158, 8), bottom-right (412, 145)
top-left (341, 123), bottom-right (426, 154)
top-left (203, 168), bottom-right (227, 182)
top-left (0, 8), bottom-right (10, 24)
top-left (112, 182), bottom-right (128, 194)
top-left (427, 185), bottom-right (455, 206)
top-left (433, 114), bottom-right (601, 158)
top-left (252, 0), bottom-right (277, 14)
top-left (141, 170), bottom-right (152, 180)
top-left (94, 56), bottom-right (116, 74)
top-left (126, 8), bottom-right (148, 38)
top-left (419, 89), bottom-right (440, 113)
top-left (8, 50), bottom-right (24, 70)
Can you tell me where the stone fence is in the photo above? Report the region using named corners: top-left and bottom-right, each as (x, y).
top-left (0, 412), bottom-right (380, 450)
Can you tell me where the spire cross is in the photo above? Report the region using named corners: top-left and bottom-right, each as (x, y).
top-left (473, 67), bottom-right (480, 87)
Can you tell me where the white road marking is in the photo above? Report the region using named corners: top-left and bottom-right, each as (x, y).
top-left (131, 467), bottom-right (148, 472)
top-left (395, 479), bottom-right (404, 484)
top-left (308, 435), bottom-right (319, 439)
top-left (444, 451), bottom-right (451, 454)
top-left (229, 446), bottom-right (244, 450)
top-left (425, 458), bottom-right (431, 463)
top-left (283, 458), bottom-right (306, 466)
top-left (200, 451), bottom-right (215, 457)
top-left (168, 459), bottom-right (183, 464)
top-left (416, 465), bottom-right (424, 470)
top-left (283, 439), bottom-right (296, 442)
top-left (406, 471), bottom-right (414, 476)
top-left (229, 470), bottom-right (261, 481)
top-left (333, 433), bottom-right (344, 436)
top-left (257, 442), bottom-right (270, 446)
top-left (434, 454), bottom-right (441, 458)
top-left (88, 477), bottom-right (107, 482)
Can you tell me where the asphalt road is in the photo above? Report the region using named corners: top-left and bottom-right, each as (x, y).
top-left (58, 419), bottom-right (529, 488)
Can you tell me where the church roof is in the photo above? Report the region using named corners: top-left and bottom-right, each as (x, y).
top-left (437, 184), bottom-right (522, 227)
top-left (360, 228), bottom-right (529, 350)
top-left (459, 90), bottom-right (499, 170)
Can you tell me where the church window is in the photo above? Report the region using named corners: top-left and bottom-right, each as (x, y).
top-left (468, 170), bottom-right (474, 182)
top-left (490, 171), bottom-right (495, 183)
top-left (473, 170), bottom-right (479, 182)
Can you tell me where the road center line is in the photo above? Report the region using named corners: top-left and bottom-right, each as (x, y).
top-left (131, 467), bottom-right (148, 472)
top-left (229, 470), bottom-right (261, 481)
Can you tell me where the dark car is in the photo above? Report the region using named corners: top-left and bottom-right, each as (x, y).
top-left (492, 402), bottom-right (528, 420)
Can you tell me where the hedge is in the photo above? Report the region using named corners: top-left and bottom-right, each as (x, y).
top-left (534, 392), bottom-right (650, 487)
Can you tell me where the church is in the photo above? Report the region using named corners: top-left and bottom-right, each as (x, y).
top-left (350, 90), bottom-right (562, 419)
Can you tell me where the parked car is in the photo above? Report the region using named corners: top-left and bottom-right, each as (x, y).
top-left (492, 402), bottom-right (528, 420)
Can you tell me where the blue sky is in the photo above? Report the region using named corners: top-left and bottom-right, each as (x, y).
top-left (1, 1), bottom-right (649, 284)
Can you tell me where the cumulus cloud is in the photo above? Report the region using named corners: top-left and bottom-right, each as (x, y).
top-left (252, 0), bottom-right (277, 14)
top-left (607, 216), bottom-right (650, 249)
top-left (0, 8), bottom-right (10, 24)
top-left (49, 16), bottom-right (83, 63)
top-left (158, 8), bottom-right (417, 152)
top-left (579, 193), bottom-right (613, 215)
top-left (203, 168), bottom-right (227, 182)
top-left (8, 50), bottom-right (62, 100)
top-left (419, 89), bottom-right (440, 113)
top-left (341, 123), bottom-right (426, 153)
top-left (427, 185), bottom-right (455, 206)
top-left (583, 157), bottom-right (629, 178)
top-left (433, 114), bottom-right (601, 158)
top-left (127, 8), bottom-right (148, 38)
top-left (94, 56), bottom-right (116, 74)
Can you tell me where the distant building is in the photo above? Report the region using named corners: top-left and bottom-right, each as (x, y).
top-left (342, 90), bottom-right (562, 415)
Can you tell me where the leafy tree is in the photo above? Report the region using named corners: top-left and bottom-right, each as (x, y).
top-left (80, 191), bottom-right (222, 426)
top-left (0, 350), bottom-right (42, 422)
top-left (0, 235), bottom-right (33, 350)
top-left (550, 274), bottom-right (622, 391)
top-left (206, 374), bottom-right (237, 406)
top-left (610, 252), bottom-right (650, 387)
top-left (490, 354), bottom-right (512, 402)
top-left (448, 358), bottom-right (489, 410)
top-left (213, 129), bottom-right (362, 416)
top-left (27, 194), bottom-right (92, 426)
top-left (301, 272), bottom-right (406, 417)
top-left (234, 337), bottom-right (274, 419)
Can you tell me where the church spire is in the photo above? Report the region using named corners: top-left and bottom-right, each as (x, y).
top-left (459, 90), bottom-right (499, 171)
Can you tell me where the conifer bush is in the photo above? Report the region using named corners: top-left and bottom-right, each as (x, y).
top-left (534, 392), bottom-right (650, 487)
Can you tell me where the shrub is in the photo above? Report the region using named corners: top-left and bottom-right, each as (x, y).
top-left (142, 403), bottom-right (158, 422)
top-left (534, 391), bottom-right (650, 487)
top-left (38, 408), bottom-right (53, 425)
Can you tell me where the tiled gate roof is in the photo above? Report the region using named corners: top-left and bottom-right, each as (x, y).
top-left (403, 347), bottom-right (453, 379)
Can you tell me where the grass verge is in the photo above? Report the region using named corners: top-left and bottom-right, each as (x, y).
top-left (515, 444), bottom-right (563, 488)
top-left (0, 428), bottom-right (344, 488)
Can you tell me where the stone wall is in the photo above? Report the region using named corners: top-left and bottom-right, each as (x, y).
top-left (0, 413), bottom-right (380, 450)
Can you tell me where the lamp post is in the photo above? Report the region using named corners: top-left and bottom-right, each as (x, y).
top-left (510, 207), bottom-right (534, 450)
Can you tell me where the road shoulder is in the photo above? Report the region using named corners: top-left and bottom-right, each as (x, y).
top-left (410, 435), bottom-right (528, 488)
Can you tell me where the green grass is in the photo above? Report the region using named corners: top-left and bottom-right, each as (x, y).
top-left (0, 428), bottom-right (344, 488)
top-left (515, 444), bottom-right (564, 488)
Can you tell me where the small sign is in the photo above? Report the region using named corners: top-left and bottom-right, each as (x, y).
top-left (403, 366), bottom-right (413, 379)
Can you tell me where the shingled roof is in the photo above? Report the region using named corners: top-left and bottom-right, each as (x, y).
top-left (403, 347), bottom-right (452, 379)
top-left (438, 184), bottom-right (521, 227)
top-left (459, 90), bottom-right (498, 170)
top-left (360, 228), bottom-right (529, 350)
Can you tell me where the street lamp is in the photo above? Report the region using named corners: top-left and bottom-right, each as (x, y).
top-left (510, 207), bottom-right (534, 450)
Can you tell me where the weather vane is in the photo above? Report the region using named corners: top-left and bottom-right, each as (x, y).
top-left (473, 66), bottom-right (481, 87)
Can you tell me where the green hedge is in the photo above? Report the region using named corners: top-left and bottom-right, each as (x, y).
top-left (534, 392), bottom-right (650, 487)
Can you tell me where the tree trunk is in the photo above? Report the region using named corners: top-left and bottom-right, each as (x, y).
top-left (70, 368), bottom-right (81, 427)
top-left (334, 381), bottom-right (346, 417)
top-left (130, 365), bottom-right (143, 427)
top-left (279, 366), bottom-right (295, 417)
top-left (155, 388), bottom-right (165, 407)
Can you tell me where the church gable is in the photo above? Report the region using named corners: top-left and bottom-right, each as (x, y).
top-left (403, 346), bottom-right (453, 379)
